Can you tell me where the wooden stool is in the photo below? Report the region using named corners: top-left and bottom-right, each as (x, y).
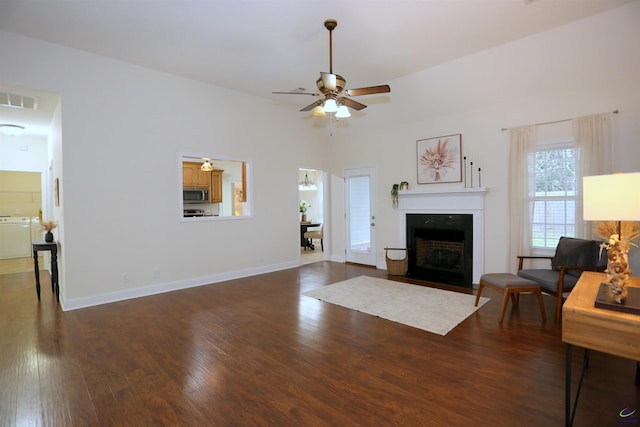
top-left (475, 273), bottom-right (546, 323)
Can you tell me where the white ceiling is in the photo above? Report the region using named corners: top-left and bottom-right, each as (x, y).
top-left (0, 0), bottom-right (634, 137)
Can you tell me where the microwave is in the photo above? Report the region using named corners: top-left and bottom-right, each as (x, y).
top-left (183, 188), bottom-right (209, 203)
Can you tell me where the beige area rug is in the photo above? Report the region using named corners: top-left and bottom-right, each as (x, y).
top-left (302, 276), bottom-right (490, 336)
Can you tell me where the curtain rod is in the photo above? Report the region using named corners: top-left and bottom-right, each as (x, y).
top-left (501, 109), bottom-right (619, 131)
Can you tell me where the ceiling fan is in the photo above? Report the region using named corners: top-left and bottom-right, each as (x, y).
top-left (273, 19), bottom-right (391, 118)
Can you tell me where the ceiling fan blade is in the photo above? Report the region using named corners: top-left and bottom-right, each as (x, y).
top-left (345, 85), bottom-right (391, 97)
top-left (300, 100), bottom-right (321, 112)
top-left (320, 72), bottom-right (337, 91)
top-left (272, 91), bottom-right (319, 96)
top-left (341, 98), bottom-right (367, 111)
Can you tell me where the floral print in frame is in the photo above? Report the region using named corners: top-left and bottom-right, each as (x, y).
top-left (416, 134), bottom-right (462, 184)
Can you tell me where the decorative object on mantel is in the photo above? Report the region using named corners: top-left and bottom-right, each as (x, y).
top-left (463, 156), bottom-right (467, 187)
top-left (583, 172), bottom-right (640, 310)
top-left (391, 182), bottom-right (408, 208)
top-left (299, 199), bottom-right (310, 222)
top-left (416, 134), bottom-right (461, 184)
top-left (463, 157), bottom-right (482, 188)
top-left (391, 184), bottom-right (399, 209)
top-left (40, 220), bottom-right (57, 242)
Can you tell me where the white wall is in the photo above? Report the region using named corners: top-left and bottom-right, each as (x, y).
top-left (2, 2), bottom-right (638, 308)
top-left (1, 30), bottom-right (328, 308)
top-left (329, 2), bottom-right (640, 275)
top-left (0, 135), bottom-right (48, 173)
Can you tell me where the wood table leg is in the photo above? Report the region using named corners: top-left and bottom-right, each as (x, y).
top-left (33, 249), bottom-right (41, 300)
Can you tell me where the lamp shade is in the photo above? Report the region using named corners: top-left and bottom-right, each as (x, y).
top-left (335, 105), bottom-right (351, 118)
top-left (311, 105), bottom-right (326, 117)
top-left (583, 172), bottom-right (640, 221)
top-left (323, 98), bottom-right (338, 113)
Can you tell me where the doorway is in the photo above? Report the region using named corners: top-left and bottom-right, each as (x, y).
top-left (0, 171), bottom-right (44, 274)
top-left (344, 166), bottom-right (377, 266)
top-left (1, 83), bottom-right (59, 276)
top-left (299, 168), bottom-right (325, 265)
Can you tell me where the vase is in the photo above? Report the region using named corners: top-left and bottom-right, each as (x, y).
top-left (301, 213), bottom-right (307, 222)
top-left (606, 244), bottom-right (631, 303)
top-left (45, 231), bottom-right (54, 242)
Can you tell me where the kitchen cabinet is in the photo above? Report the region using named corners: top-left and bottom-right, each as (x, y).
top-left (211, 170), bottom-right (223, 203)
top-left (182, 162), bottom-right (211, 189)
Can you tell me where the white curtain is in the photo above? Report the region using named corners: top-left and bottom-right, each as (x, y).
top-left (573, 112), bottom-right (614, 237)
top-left (507, 125), bottom-right (537, 271)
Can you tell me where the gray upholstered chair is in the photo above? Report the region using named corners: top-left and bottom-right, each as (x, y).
top-left (304, 225), bottom-right (323, 252)
top-left (517, 236), bottom-right (607, 322)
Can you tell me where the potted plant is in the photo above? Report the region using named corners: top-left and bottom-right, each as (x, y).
top-left (391, 184), bottom-right (399, 209)
top-left (299, 199), bottom-right (310, 222)
top-left (40, 220), bottom-right (57, 242)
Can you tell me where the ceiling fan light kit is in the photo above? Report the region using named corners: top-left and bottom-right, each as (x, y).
top-left (323, 97), bottom-right (338, 113)
top-left (274, 19), bottom-right (390, 121)
top-left (312, 105), bottom-right (327, 117)
top-left (336, 105), bottom-right (351, 118)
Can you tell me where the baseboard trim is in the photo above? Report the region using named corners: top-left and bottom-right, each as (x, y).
top-left (61, 260), bottom-right (299, 311)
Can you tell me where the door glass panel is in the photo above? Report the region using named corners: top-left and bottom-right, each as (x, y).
top-left (349, 175), bottom-right (371, 253)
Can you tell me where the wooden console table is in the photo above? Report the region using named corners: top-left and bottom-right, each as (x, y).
top-left (562, 271), bottom-right (640, 426)
top-left (32, 240), bottom-right (59, 302)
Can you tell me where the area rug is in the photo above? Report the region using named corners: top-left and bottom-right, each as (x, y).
top-left (302, 276), bottom-right (490, 336)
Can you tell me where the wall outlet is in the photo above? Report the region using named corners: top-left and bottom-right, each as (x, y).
top-left (122, 272), bottom-right (129, 283)
top-left (152, 269), bottom-right (159, 279)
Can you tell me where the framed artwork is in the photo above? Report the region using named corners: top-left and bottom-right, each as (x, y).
top-left (54, 178), bottom-right (60, 207)
top-left (416, 134), bottom-right (462, 184)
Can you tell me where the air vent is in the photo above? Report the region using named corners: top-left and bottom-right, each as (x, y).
top-left (0, 91), bottom-right (39, 109)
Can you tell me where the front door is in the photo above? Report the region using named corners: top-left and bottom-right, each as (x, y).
top-left (344, 166), bottom-right (377, 266)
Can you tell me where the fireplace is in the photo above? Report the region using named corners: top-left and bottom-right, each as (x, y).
top-left (396, 187), bottom-right (486, 287)
top-left (407, 214), bottom-right (473, 288)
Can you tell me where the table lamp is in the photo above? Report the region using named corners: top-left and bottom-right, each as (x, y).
top-left (583, 172), bottom-right (640, 309)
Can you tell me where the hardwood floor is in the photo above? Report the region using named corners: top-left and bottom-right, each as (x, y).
top-left (1, 262), bottom-right (638, 426)
top-left (300, 242), bottom-right (323, 265)
top-left (0, 256), bottom-right (41, 275)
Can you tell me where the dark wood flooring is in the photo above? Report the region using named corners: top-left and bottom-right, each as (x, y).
top-left (1, 262), bottom-right (638, 426)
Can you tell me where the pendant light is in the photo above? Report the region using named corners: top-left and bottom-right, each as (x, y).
top-left (201, 159), bottom-right (213, 171)
top-left (299, 170), bottom-right (317, 191)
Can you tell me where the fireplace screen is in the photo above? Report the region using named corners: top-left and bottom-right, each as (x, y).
top-left (406, 214), bottom-right (473, 288)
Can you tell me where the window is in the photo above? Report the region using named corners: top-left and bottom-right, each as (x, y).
top-left (529, 141), bottom-right (577, 250)
top-left (508, 113), bottom-right (613, 264)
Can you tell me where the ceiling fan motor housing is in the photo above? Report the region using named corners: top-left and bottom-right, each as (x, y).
top-left (316, 74), bottom-right (346, 95)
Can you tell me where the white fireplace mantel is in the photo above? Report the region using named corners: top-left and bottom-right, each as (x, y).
top-left (397, 187), bottom-right (488, 284)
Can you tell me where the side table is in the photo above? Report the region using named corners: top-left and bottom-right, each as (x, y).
top-left (563, 272), bottom-right (640, 426)
top-left (32, 240), bottom-right (59, 302)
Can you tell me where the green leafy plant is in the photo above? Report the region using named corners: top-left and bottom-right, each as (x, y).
top-left (391, 184), bottom-right (399, 209)
top-left (299, 199), bottom-right (310, 213)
